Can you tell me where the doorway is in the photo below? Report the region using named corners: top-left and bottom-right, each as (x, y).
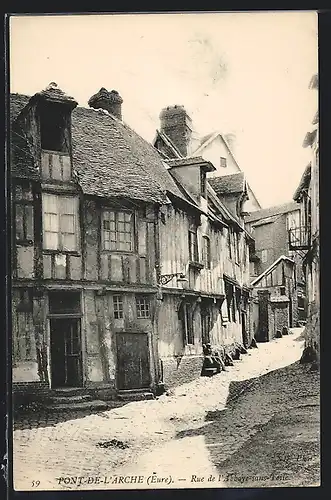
top-left (50, 318), bottom-right (83, 388)
top-left (257, 291), bottom-right (269, 342)
top-left (116, 333), bottom-right (150, 390)
top-left (241, 312), bottom-right (248, 348)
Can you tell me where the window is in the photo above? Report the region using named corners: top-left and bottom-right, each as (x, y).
top-left (16, 289), bottom-right (33, 312)
top-left (261, 249), bottom-right (268, 263)
top-left (235, 233), bottom-right (240, 263)
top-left (231, 291), bottom-right (237, 323)
top-left (40, 102), bottom-right (69, 152)
top-left (102, 210), bottom-right (134, 252)
top-left (42, 193), bottom-right (79, 251)
top-left (136, 296), bottom-right (150, 318)
top-left (280, 286), bottom-right (286, 296)
top-left (188, 227), bottom-right (199, 262)
top-left (220, 157), bottom-right (227, 168)
top-left (113, 295), bottom-right (123, 319)
top-left (202, 236), bottom-right (211, 269)
top-left (235, 288), bottom-right (242, 322)
top-left (200, 170), bottom-right (207, 197)
top-left (15, 184), bottom-right (34, 244)
top-left (225, 282), bottom-right (234, 322)
top-left (227, 228), bottom-right (232, 259)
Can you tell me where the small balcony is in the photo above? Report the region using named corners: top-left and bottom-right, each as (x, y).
top-left (288, 226), bottom-right (311, 250)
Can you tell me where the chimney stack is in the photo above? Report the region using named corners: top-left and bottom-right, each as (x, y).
top-left (88, 88), bottom-right (123, 119)
top-left (159, 105), bottom-right (192, 157)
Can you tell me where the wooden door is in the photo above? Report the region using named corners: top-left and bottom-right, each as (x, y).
top-left (116, 333), bottom-right (150, 390)
top-left (50, 318), bottom-right (83, 388)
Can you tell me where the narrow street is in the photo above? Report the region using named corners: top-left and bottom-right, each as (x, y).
top-left (13, 328), bottom-right (319, 491)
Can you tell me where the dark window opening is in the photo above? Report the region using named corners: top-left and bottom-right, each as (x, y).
top-left (189, 228), bottom-right (199, 262)
top-left (16, 289), bottom-right (33, 312)
top-left (225, 282), bottom-right (234, 322)
top-left (280, 286), bottom-right (286, 296)
top-left (40, 103), bottom-right (69, 153)
top-left (15, 203), bottom-right (34, 243)
top-left (49, 291), bottom-right (81, 314)
top-left (203, 236), bottom-right (211, 269)
top-left (227, 228), bottom-right (232, 259)
top-left (235, 288), bottom-right (242, 323)
top-left (200, 170), bottom-right (207, 197)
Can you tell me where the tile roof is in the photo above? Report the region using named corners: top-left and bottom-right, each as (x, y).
top-left (166, 156), bottom-right (215, 171)
top-left (10, 93), bottom-right (193, 205)
top-left (70, 106), bottom-right (182, 204)
top-left (10, 94), bottom-right (39, 180)
top-left (251, 215), bottom-right (279, 227)
top-left (208, 172), bottom-right (245, 195)
top-left (245, 201), bottom-right (299, 223)
top-left (251, 255), bottom-right (294, 286)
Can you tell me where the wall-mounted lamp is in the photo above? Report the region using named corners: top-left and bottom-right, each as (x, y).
top-left (158, 272), bottom-right (188, 286)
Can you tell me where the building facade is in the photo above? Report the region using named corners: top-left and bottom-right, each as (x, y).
top-left (11, 86), bottom-right (256, 405)
top-left (245, 203), bottom-right (307, 326)
top-left (290, 74), bottom-right (319, 365)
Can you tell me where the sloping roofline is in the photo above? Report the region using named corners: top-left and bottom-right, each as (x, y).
top-left (251, 255), bottom-right (294, 286)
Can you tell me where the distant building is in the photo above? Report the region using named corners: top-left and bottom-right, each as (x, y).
top-left (245, 202), bottom-right (307, 328)
top-left (249, 256), bottom-right (297, 342)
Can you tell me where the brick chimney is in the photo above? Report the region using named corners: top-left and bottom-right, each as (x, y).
top-left (88, 88), bottom-right (123, 119)
top-left (159, 105), bottom-right (192, 157)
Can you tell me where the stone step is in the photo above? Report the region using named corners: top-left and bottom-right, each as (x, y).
top-left (117, 390), bottom-right (155, 401)
top-left (50, 394), bottom-right (93, 404)
top-left (51, 387), bottom-right (91, 397)
top-left (46, 399), bottom-right (109, 412)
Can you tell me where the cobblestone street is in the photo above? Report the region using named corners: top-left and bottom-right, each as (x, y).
top-left (13, 328), bottom-right (319, 491)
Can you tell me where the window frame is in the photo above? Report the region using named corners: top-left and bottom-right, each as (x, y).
top-left (101, 208), bottom-right (135, 253)
top-left (42, 193), bottom-right (80, 253)
top-left (113, 295), bottom-right (124, 319)
top-left (227, 228), bottom-right (233, 260)
top-left (220, 156), bottom-right (227, 168)
top-left (202, 235), bottom-right (211, 270)
top-left (136, 295), bottom-right (150, 319)
top-left (188, 227), bottom-right (199, 263)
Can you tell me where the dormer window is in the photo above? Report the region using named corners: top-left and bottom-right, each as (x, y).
top-left (40, 102), bottom-right (70, 153)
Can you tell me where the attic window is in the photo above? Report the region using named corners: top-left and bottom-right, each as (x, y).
top-left (40, 103), bottom-right (69, 153)
top-left (220, 157), bottom-right (227, 168)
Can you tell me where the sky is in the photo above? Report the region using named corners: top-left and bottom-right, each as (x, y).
top-left (9, 12), bottom-right (318, 208)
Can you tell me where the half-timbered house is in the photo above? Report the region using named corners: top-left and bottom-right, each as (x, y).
top-left (153, 106), bottom-right (254, 387)
top-left (10, 87), bottom-right (256, 403)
